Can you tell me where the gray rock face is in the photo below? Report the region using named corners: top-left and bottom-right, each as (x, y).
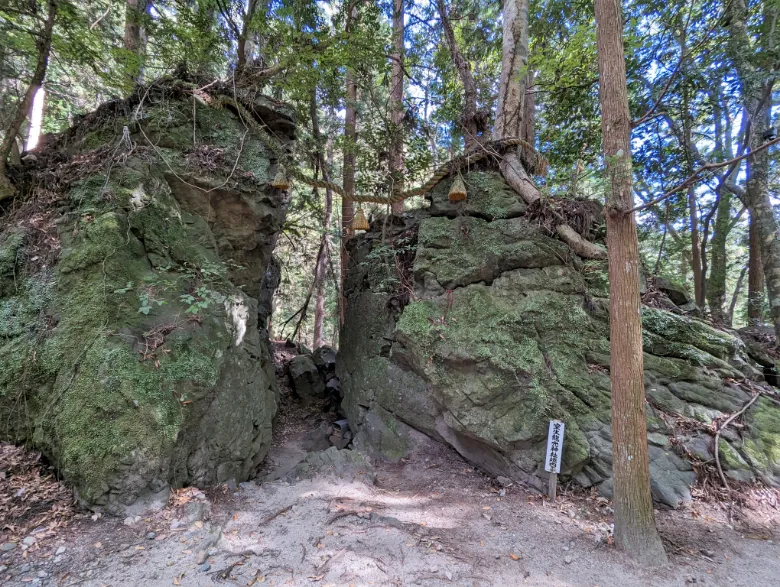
top-left (289, 355), bottom-right (326, 401)
top-left (337, 171), bottom-right (780, 508)
top-left (0, 84), bottom-right (295, 512)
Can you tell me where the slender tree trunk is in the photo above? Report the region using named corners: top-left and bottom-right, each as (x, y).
top-left (340, 2), bottom-right (359, 326)
top-left (522, 72), bottom-right (535, 146)
top-left (707, 187), bottom-right (731, 322)
top-left (594, 0), bottom-right (667, 565)
top-left (311, 94), bottom-right (333, 349)
top-left (726, 0), bottom-right (780, 340)
top-left (748, 210), bottom-right (765, 324)
top-left (389, 0), bottom-right (405, 215)
top-left (435, 0), bottom-right (478, 149)
top-left (688, 187), bottom-right (705, 307)
top-left (0, 0), bottom-right (57, 202)
top-left (728, 264), bottom-right (749, 327)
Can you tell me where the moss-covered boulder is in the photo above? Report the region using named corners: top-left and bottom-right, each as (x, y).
top-left (0, 81), bottom-right (294, 512)
top-left (337, 171), bottom-right (779, 508)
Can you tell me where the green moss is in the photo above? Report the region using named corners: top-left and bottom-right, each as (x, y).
top-left (464, 172), bottom-right (521, 219)
top-left (741, 398), bottom-right (780, 476)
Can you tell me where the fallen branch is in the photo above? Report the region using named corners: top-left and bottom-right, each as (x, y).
top-left (714, 393), bottom-right (761, 491)
top-left (259, 503), bottom-right (295, 525)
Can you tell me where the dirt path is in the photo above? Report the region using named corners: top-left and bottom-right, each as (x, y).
top-left (2, 422), bottom-right (780, 587)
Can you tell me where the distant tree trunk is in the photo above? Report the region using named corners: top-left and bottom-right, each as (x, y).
top-left (748, 211), bottom-right (765, 324)
top-left (124, 0), bottom-right (149, 83)
top-left (727, 264), bottom-right (748, 327)
top-left (707, 186), bottom-right (731, 322)
top-left (726, 0), bottom-right (780, 340)
top-left (594, 0), bottom-right (667, 565)
top-left (340, 1), bottom-right (359, 326)
top-left (0, 0), bottom-right (57, 202)
top-left (389, 0), bottom-right (405, 215)
top-left (435, 0), bottom-right (478, 149)
top-left (688, 187), bottom-right (705, 307)
top-left (311, 94), bottom-right (333, 349)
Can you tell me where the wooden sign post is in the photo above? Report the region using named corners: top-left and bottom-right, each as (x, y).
top-left (544, 420), bottom-right (565, 501)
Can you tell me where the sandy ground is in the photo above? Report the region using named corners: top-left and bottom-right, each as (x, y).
top-left (2, 421), bottom-right (780, 587)
top-left (3, 353), bottom-right (780, 587)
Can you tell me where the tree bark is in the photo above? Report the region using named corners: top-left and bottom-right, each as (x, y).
top-left (494, 0), bottom-right (530, 141)
top-left (594, 0), bottom-right (667, 565)
top-left (726, 0), bottom-right (780, 340)
top-left (0, 0), bottom-right (57, 202)
top-left (748, 210), bottom-right (765, 324)
top-left (435, 0), bottom-right (478, 149)
top-left (389, 0), bottom-right (405, 215)
top-left (124, 0), bottom-right (149, 83)
top-left (707, 186), bottom-right (731, 322)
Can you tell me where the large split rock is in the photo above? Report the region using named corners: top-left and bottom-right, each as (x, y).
top-left (0, 81), bottom-right (295, 512)
top-left (338, 171), bottom-right (780, 508)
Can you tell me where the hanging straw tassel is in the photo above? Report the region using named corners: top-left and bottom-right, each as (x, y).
top-left (271, 166), bottom-right (290, 190)
top-left (351, 206), bottom-right (370, 231)
top-left (448, 175), bottom-right (467, 202)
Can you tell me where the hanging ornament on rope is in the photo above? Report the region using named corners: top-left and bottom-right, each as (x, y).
top-left (351, 205), bottom-right (370, 231)
top-left (272, 165), bottom-right (290, 190)
top-left (448, 174), bottom-right (467, 202)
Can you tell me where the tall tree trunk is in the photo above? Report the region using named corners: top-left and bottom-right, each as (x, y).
top-left (594, 0), bottom-right (667, 565)
top-left (493, 0), bottom-right (541, 206)
top-left (389, 0), bottom-right (405, 215)
top-left (124, 0), bottom-right (149, 83)
top-left (340, 2), bottom-right (359, 326)
top-left (494, 0), bottom-right (530, 141)
top-left (688, 187), bottom-right (705, 307)
top-left (707, 187), bottom-right (731, 322)
top-left (435, 0), bottom-right (478, 149)
top-left (0, 0), bottom-right (57, 202)
top-left (748, 210), bottom-right (765, 324)
top-left (726, 0), bottom-right (780, 340)
top-left (237, 0), bottom-right (261, 71)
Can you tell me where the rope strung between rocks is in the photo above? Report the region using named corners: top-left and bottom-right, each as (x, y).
top-left (197, 91), bottom-right (547, 204)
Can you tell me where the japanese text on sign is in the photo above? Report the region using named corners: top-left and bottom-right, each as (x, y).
top-left (544, 420), bottom-right (565, 474)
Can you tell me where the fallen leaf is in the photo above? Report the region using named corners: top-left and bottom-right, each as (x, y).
top-left (509, 553), bottom-right (520, 561)
top-left (194, 521), bottom-right (204, 529)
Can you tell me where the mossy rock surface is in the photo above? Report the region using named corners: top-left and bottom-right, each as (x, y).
top-left (338, 176), bottom-right (780, 508)
top-left (0, 84), bottom-right (294, 512)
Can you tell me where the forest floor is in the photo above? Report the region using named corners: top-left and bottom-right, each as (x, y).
top-left (2, 358), bottom-right (780, 586)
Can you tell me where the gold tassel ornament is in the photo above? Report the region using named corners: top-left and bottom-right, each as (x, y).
top-left (351, 206), bottom-right (370, 231)
top-left (448, 175), bottom-right (467, 202)
top-left (272, 166), bottom-right (290, 190)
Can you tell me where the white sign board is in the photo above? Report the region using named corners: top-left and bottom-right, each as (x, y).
top-left (544, 420), bottom-right (565, 474)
